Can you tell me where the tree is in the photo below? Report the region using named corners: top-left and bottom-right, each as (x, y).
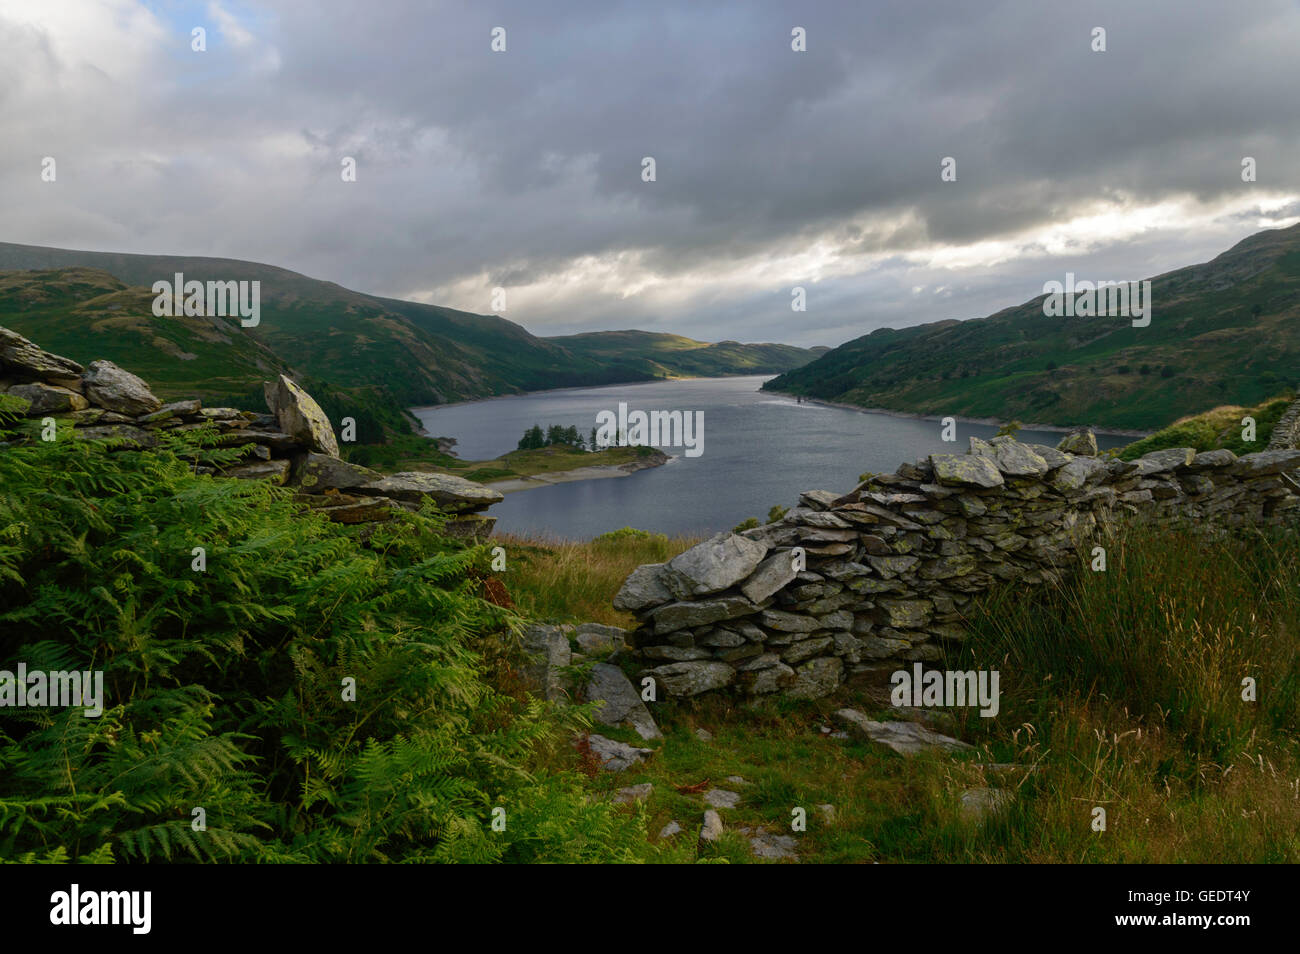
top-left (517, 424), bottom-right (545, 450)
top-left (995, 420), bottom-right (1022, 438)
top-left (589, 427), bottom-right (598, 451)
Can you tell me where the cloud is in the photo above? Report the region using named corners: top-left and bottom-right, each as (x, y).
top-left (2, 0), bottom-right (1298, 347)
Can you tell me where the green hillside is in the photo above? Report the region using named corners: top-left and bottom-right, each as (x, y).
top-left (549, 329), bottom-right (828, 378)
top-left (765, 223), bottom-right (1300, 431)
top-left (0, 243), bottom-right (821, 441)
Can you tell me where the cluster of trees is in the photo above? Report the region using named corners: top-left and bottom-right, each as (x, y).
top-left (517, 423), bottom-right (602, 451)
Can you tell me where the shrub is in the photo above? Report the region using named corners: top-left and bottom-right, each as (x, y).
top-left (0, 432), bottom-right (655, 863)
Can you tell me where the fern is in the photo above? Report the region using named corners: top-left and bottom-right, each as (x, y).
top-left (0, 430), bottom-right (656, 863)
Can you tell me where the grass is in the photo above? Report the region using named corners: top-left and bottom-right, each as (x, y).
top-left (509, 518), bottom-right (1300, 862)
top-left (345, 440), bottom-right (664, 483)
top-left (1117, 393), bottom-right (1294, 459)
top-left (495, 527), bottom-right (704, 626)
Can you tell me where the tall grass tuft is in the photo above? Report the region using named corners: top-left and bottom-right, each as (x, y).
top-left (493, 527), bottom-right (703, 626)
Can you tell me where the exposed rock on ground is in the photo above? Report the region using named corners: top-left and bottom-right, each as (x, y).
top-left (0, 326), bottom-right (503, 541)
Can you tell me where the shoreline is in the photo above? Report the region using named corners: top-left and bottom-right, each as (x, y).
top-left (485, 453), bottom-right (669, 494)
top-left (762, 390), bottom-right (1151, 438)
top-left (407, 372), bottom-right (778, 417)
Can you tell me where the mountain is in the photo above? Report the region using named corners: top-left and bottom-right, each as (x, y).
top-left (548, 329), bottom-right (829, 377)
top-left (0, 243), bottom-right (821, 439)
top-left (764, 223), bottom-right (1300, 431)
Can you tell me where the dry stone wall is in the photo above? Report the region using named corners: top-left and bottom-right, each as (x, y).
top-left (0, 326), bottom-right (501, 537)
top-left (1267, 396), bottom-right (1300, 451)
top-left (614, 428), bottom-right (1300, 701)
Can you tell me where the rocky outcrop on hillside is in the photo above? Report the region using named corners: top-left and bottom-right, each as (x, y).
top-left (615, 427), bottom-right (1300, 700)
top-left (0, 326), bottom-right (501, 538)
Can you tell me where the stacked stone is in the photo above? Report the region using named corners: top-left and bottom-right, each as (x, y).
top-left (0, 326), bottom-right (501, 538)
top-left (615, 427), bottom-right (1300, 701)
top-left (1266, 396), bottom-right (1300, 451)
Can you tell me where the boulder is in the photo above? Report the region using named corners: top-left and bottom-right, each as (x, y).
top-left (643, 660), bottom-right (734, 696)
top-left (798, 489), bottom-right (840, 511)
top-left (264, 375), bottom-right (339, 456)
top-left (650, 596), bottom-right (764, 635)
top-left (1134, 447), bottom-right (1195, 475)
top-left (834, 709), bottom-right (973, 755)
top-left (699, 809), bottom-right (724, 843)
top-left (1188, 449), bottom-right (1237, 470)
top-left (1056, 428), bottom-right (1098, 457)
top-left (1232, 449), bottom-right (1300, 476)
top-left (740, 661), bottom-right (796, 694)
top-left (613, 563), bottom-right (673, 612)
top-left (0, 327), bottom-right (84, 382)
top-left (1050, 456), bottom-right (1108, 493)
top-left (748, 831), bottom-right (798, 860)
top-left (990, 438), bottom-right (1050, 477)
top-left (1025, 443), bottom-right (1072, 469)
top-left (584, 662), bottom-right (661, 740)
top-left (298, 453), bottom-right (382, 492)
top-left (662, 532), bottom-right (769, 599)
top-left (930, 454), bottom-right (1005, 489)
top-left (574, 623), bottom-right (627, 655)
top-left (359, 472), bottom-right (503, 512)
top-left (703, 789), bottom-right (741, 809)
top-left (6, 382), bottom-right (88, 414)
top-left (587, 733), bottom-right (653, 772)
top-left (785, 657), bottom-right (843, 699)
top-left (81, 360), bottom-right (162, 416)
top-left (520, 624), bottom-right (572, 702)
top-left (739, 550), bottom-right (800, 603)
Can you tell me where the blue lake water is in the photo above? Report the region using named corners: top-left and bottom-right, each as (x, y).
top-left (412, 376), bottom-right (1133, 540)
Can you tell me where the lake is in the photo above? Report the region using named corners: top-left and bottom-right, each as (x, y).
top-left (411, 376), bottom-right (1134, 539)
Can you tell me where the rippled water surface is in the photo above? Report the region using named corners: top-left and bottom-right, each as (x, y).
top-left (412, 376), bottom-right (1131, 539)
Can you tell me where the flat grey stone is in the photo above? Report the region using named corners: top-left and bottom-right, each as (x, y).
top-left (613, 562), bottom-right (673, 612)
top-left (613, 782), bottom-right (653, 804)
top-left (703, 789), bottom-right (741, 809)
top-left (584, 662), bottom-right (661, 740)
top-left (699, 809), bottom-right (724, 843)
top-left (82, 360), bottom-right (162, 416)
top-left (587, 733), bottom-right (653, 772)
top-left (662, 532), bottom-right (770, 599)
top-left (834, 708), bottom-right (974, 755)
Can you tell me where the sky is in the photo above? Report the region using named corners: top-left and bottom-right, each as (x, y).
top-left (2, 0), bottom-right (1298, 349)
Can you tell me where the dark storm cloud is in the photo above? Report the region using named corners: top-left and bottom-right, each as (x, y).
top-left (2, 0), bottom-right (1297, 347)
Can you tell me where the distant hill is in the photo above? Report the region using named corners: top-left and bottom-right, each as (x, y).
top-left (548, 329), bottom-right (828, 377)
top-left (0, 243), bottom-right (822, 440)
top-left (764, 223), bottom-right (1300, 431)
